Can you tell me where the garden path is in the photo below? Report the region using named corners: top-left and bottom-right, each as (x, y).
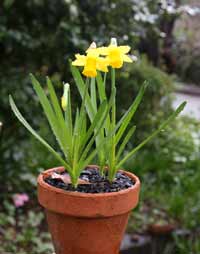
top-left (173, 85), bottom-right (200, 120)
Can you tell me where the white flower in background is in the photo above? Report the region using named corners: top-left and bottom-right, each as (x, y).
top-left (178, 5), bottom-right (200, 16)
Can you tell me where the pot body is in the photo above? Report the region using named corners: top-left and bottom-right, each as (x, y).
top-left (37, 166), bottom-right (140, 254)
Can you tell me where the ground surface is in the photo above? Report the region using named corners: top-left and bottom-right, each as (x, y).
top-left (173, 85), bottom-right (200, 119)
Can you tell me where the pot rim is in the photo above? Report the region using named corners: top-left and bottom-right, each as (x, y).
top-left (38, 165), bottom-right (140, 198)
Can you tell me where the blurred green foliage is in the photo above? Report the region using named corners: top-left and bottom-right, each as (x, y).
top-left (0, 200), bottom-right (53, 253)
top-left (117, 56), bottom-right (174, 142)
top-left (127, 116), bottom-right (200, 229)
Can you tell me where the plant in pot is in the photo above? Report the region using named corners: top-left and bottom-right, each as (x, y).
top-left (9, 38), bottom-right (186, 254)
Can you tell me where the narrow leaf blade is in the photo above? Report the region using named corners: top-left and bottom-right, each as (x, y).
top-left (115, 82), bottom-right (147, 144)
top-left (9, 95), bottom-right (71, 172)
top-left (117, 102), bottom-right (187, 168)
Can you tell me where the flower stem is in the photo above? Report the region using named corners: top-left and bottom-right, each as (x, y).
top-left (108, 68), bottom-right (116, 181)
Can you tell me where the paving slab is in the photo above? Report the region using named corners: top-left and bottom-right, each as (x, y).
top-left (173, 90), bottom-right (200, 120)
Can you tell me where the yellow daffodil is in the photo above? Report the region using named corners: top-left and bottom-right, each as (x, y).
top-left (72, 42), bottom-right (109, 77)
top-left (82, 52), bottom-right (99, 77)
top-left (98, 38), bottom-right (133, 69)
top-left (72, 53), bottom-right (97, 77)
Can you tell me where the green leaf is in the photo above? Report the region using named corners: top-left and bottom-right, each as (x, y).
top-left (96, 71), bottom-right (110, 133)
top-left (96, 71), bottom-right (106, 102)
top-left (78, 110), bottom-right (117, 174)
top-left (65, 85), bottom-right (73, 140)
top-left (30, 74), bottom-right (67, 158)
top-left (117, 101), bottom-right (187, 168)
top-left (72, 108), bottom-right (79, 149)
top-left (79, 88), bottom-right (116, 162)
top-left (79, 100), bottom-right (107, 153)
top-left (70, 65), bottom-right (95, 121)
top-left (115, 82), bottom-right (147, 145)
top-left (46, 77), bottom-right (64, 126)
top-left (9, 95), bottom-right (72, 172)
top-left (78, 100), bottom-right (107, 162)
top-left (46, 77), bottom-right (72, 159)
top-left (116, 125), bottom-right (136, 162)
top-left (90, 78), bottom-right (97, 112)
top-left (73, 83), bottom-right (89, 173)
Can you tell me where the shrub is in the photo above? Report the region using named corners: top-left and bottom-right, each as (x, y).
top-left (116, 56), bottom-right (174, 143)
top-left (127, 115), bottom-right (200, 228)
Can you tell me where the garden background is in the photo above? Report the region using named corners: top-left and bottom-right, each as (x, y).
top-left (0, 0), bottom-right (200, 253)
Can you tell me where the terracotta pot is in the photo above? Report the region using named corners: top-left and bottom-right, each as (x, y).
top-left (37, 165), bottom-right (140, 254)
top-left (148, 223), bottom-right (176, 235)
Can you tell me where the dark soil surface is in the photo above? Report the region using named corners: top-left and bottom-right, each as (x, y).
top-left (45, 167), bottom-right (135, 193)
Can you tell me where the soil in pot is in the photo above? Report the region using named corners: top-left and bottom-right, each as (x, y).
top-left (45, 167), bottom-right (135, 193)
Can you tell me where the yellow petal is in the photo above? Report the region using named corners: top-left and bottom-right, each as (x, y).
top-left (82, 67), bottom-right (97, 77)
top-left (72, 59), bottom-right (84, 66)
top-left (87, 50), bottom-right (99, 58)
top-left (75, 53), bottom-right (86, 60)
top-left (122, 54), bottom-right (133, 63)
top-left (119, 46), bottom-right (131, 54)
top-left (110, 60), bottom-right (123, 68)
top-left (97, 57), bottom-right (109, 72)
top-left (72, 54), bottom-right (86, 66)
top-left (107, 47), bottom-right (123, 68)
top-left (98, 46), bottom-right (109, 55)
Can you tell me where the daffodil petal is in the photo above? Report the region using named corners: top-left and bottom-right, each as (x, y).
top-left (72, 54), bottom-right (86, 66)
top-left (96, 57), bottom-right (109, 72)
top-left (98, 47), bottom-right (109, 55)
top-left (119, 46), bottom-right (131, 54)
top-left (72, 59), bottom-right (85, 66)
top-left (122, 54), bottom-right (133, 63)
top-left (82, 67), bottom-right (97, 78)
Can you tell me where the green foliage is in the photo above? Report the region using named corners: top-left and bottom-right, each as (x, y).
top-left (173, 234), bottom-right (200, 254)
top-left (0, 200), bottom-right (53, 254)
top-left (103, 57), bottom-right (177, 176)
top-left (176, 52), bottom-right (200, 85)
top-left (117, 56), bottom-right (174, 138)
top-left (10, 74), bottom-right (115, 187)
top-left (127, 116), bottom-right (200, 229)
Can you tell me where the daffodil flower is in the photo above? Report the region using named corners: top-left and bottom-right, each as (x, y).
top-left (99, 38), bottom-right (134, 68)
top-left (72, 43), bottom-right (109, 77)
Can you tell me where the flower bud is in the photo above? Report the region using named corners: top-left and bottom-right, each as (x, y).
top-left (110, 37), bottom-right (118, 46)
top-left (61, 83), bottom-right (70, 111)
top-left (88, 42), bottom-right (97, 50)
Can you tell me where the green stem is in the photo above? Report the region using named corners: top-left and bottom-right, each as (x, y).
top-left (70, 172), bottom-right (78, 188)
top-left (103, 72), bottom-right (107, 88)
top-left (108, 68), bottom-right (116, 181)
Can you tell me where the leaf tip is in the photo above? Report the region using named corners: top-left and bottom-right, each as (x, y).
top-left (178, 101), bottom-right (187, 112)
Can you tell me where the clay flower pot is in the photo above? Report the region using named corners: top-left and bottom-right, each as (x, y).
top-left (37, 166), bottom-right (140, 254)
top-left (148, 223), bottom-right (176, 235)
